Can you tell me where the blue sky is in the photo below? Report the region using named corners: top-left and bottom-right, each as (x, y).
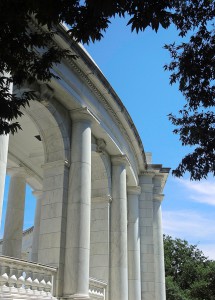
top-left (1, 17), bottom-right (215, 259)
top-left (84, 17), bottom-right (215, 259)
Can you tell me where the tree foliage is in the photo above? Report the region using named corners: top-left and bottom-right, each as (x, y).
top-left (164, 235), bottom-right (215, 300)
top-left (0, 0), bottom-right (214, 179)
top-left (164, 18), bottom-right (215, 179)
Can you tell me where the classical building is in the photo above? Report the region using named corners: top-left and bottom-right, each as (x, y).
top-left (0, 23), bottom-right (169, 300)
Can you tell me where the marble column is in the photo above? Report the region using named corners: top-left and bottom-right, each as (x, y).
top-left (153, 176), bottom-right (166, 300)
top-left (2, 167), bottom-right (26, 258)
top-left (110, 155), bottom-right (128, 300)
top-left (139, 173), bottom-right (156, 300)
top-left (0, 134), bottom-right (9, 228)
top-left (31, 190), bottom-right (43, 262)
top-left (64, 108), bottom-right (93, 299)
top-left (127, 186), bottom-right (141, 300)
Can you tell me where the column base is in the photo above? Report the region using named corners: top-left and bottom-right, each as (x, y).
top-left (63, 294), bottom-right (90, 300)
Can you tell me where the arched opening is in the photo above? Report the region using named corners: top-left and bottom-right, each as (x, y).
top-left (0, 98), bottom-right (70, 262)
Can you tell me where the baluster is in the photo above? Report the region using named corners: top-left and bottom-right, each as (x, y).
top-left (44, 273), bottom-right (52, 293)
top-left (8, 263), bottom-right (19, 300)
top-left (0, 265), bottom-right (9, 287)
top-left (8, 264), bottom-right (18, 288)
top-left (31, 269), bottom-right (39, 291)
top-left (25, 268), bottom-right (34, 298)
top-left (0, 264), bottom-right (10, 299)
top-left (39, 272), bottom-right (47, 295)
top-left (16, 266), bottom-right (27, 300)
top-left (16, 267), bottom-right (25, 289)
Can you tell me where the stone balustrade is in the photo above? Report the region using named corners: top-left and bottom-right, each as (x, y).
top-left (0, 256), bottom-right (107, 300)
top-left (89, 278), bottom-right (107, 300)
top-left (0, 255), bottom-right (57, 300)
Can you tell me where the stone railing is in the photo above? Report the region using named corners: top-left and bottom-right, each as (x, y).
top-left (0, 255), bottom-right (107, 300)
top-left (89, 277), bottom-right (107, 300)
top-left (0, 255), bottom-right (57, 300)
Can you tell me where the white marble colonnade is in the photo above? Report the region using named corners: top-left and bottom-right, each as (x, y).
top-left (0, 122), bottom-right (167, 300)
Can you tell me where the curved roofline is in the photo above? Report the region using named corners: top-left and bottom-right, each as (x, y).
top-left (57, 23), bottom-right (147, 170)
top-left (29, 19), bottom-right (147, 171)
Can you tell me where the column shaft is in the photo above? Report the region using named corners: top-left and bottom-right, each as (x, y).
top-left (110, 156), bottom-right (128, 300)
top-left (31, 191), bottom-right (43, 262)
top-left (127, 187), bottom-right (141, 300)
top-left (153, 198), bottom-right (166, 300)
top-left (0, 134), bottom-right (9, 228)
top-left (64, 115), bottom-right (92, 299)
top-left (2, 170), bottom-right (26, 258)
top-left (153, 175), bottom-right (166, 300)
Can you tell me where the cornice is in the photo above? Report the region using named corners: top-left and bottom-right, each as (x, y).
top-left (66, 57), bottom-right (144, 167)
top-left (47, 22), bottom-right (146, 172)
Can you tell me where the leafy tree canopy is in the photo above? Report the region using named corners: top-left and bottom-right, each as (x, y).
top-left (0, 0), bottom-right (214, 179)
top-left (164, 235), bottom-right (215, 300)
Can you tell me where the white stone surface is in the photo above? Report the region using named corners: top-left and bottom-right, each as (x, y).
top-left (0, 226), bottom-right (33, 259)
top-left (0, 134), bottom-right (9, 228)
top-left (2, 168), bottom-right (26, 258)
top-left (64, 110), bottom-right (92, 299)
top-left (153, 176), bottom-right (166, 300)
top-left (91, 150), bottom-right (111, 198)
top-left (90, 196), bottom-right (111, 285)
top-left (139, 174), bottom-right (155, 300)
top-left (110, 156), bottom-right (128, 300)
top-left (0, 255), bottom-right (57, 300)
top-left (38, 160), bottom-right (69, 297)
top-left (21, 226), bottom-right (33, 260)
top-left (31, 190), bottom-right (43, 262)
top-left (127, 186), bottom-right (141, 300)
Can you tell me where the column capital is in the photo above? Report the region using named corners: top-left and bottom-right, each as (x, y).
top-left (7, 166), bottom-right (28, 178)
top-left (127, 186), bottom-right (141, 195)
top-left (153, 194), bottom-right (164, 202)
top-left (111, 154), bottom-right (129, 167)
top-left (70, 107), bottom-right (99, 124)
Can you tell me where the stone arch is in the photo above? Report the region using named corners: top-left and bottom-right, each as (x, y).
top-left (24, 97), bottom-right (71, 165)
